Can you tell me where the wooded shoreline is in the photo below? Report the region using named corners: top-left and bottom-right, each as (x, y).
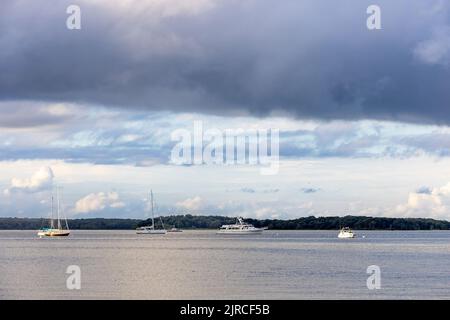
top-left (0, 215), bottom-right (449, 230)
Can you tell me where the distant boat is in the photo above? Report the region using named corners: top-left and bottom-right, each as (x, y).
top-left (38, 187), bottom-right (70, 238)
top-left (136, 226), bottom-right (167, 234)
top-left (217, 217), bottom-right (265, 234)
top-left (338, 227), bottom-right (355, 239)
top-left (168, 227), bottom-right (183, 233)
top-left (136, 190), bottom-right (167, 235)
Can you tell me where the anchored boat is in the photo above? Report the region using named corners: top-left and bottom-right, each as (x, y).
top-left (338, 227), bottom-right (356, 238)
top-left (136, 190), bottom-right (167, 235)
top-left (37, 187), bottom-right (70, 238)
top-left (136, 226), bottom-right (167, 234)
top-left (217, 217), bottom-right (265, 234)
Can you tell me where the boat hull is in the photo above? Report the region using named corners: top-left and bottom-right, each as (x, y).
top-left (338, 233), bottom-right (355, 238)
top-left (136, 230), bottom-right (167, 234)
top-left (217, 229), bottom-right (264, 235)
top-left (38, 230), bottom-right (70, 237)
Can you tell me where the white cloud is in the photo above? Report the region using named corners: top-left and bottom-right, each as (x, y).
top-left (393, 182), bottom-right (450, 219)
top-left (75, 191), bottom-right (125, 213)
top-left (4, 166), bottom-right (54, 195)
top-left (253, 207), bottom-right (279, 219)
top-left (414, 27), bottom-right (450, 66)
top-left (176, 196), bottom-right (203, 210)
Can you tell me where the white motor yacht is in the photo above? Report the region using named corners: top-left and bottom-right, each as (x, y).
top-left (217, 217), bottom-right (265, 234)
top-left (338, 227), bottom-right (356, 238)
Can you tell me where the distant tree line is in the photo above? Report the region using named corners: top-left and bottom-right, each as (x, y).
top-left (244, 215), bottom-right (450, 230)
top-left (0, 218), bottom-right (141, 230)
top-left (0, 215), bottom-right (449, 230)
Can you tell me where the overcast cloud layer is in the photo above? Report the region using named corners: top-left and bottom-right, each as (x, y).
top-left (2, 1), bottom-right (450, 221)
top-left (1, 0), bottom-right (449, 124)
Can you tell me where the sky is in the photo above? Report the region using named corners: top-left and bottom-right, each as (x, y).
top-left (1, 0), bottom-right (450, 220)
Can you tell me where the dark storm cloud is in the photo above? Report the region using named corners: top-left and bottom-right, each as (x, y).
top-left (1, 0), bottom-right (450, 124)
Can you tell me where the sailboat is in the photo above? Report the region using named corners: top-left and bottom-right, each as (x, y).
top-left (136, 190), bottom-right (167, 234)
top-left (37, 187), bottom-right (70, 237)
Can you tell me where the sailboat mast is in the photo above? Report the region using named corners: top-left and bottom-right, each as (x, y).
top-left (56, 186), bottom-right (62, 230)
top-left (151, 190), bottom-right (155, 228)
top-left (64, 208), bottom-right (69, 231)
top-left (50, 194), bottom-right (54, 229)
top-left (60, 187), bottom-right (69, 231)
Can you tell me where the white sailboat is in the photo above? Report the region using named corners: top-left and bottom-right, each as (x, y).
top-left (136, 190), bottom-right (167, 235)
top-left (37, 187), bottom-right (70, 237)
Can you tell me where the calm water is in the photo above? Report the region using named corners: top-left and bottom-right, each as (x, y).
top-left (0, 230), bottom-right (449, 299)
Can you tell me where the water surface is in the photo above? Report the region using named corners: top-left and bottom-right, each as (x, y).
top-left (0, 230), bottom-right (448, 299)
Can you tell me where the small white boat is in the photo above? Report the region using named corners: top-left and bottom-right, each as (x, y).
top-left (38, 187), bottom-right (70, 238)
top-left (167, 227), bottom-right (183, 233)
top-left (136, 226), bottom-right (167, 234)
top-left (338, 227), bottom-right (355, 239)
top-left (217, 217), bottom-right (265, 234)
top-left (136, 190), bottom-right (167, 235)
